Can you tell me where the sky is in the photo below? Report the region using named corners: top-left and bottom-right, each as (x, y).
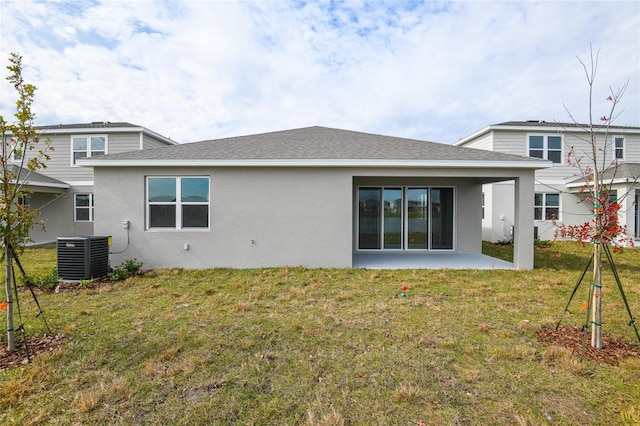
top-left (0, 0), bottom-right (638, 144)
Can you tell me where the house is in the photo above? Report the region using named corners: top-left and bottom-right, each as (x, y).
top-left (81, 126), bottom-right (550, 270)
top-left (454, 121), bottom-right (640, 244)
top-left (9, 122), bottom-right (176, 244)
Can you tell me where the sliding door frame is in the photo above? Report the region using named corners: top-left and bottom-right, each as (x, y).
top-left (356, 185), bottom-right (456, 252)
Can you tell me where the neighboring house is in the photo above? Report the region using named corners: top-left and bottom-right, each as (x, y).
top-left (81, 126), bottom-right (550, 270)
top-left (455, 121), bottom-right (640, 244)
top-left (9, 122), bottom-right (176, 244)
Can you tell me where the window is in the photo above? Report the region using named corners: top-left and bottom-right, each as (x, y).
top-left (528, 135), bottom-right (562, 164)
top-left (614, 137), bottom-right (624, 160)
top-left (17, 193), bottom-right (30, 207)
top-left (147, 177), bottom-right (209, 230)
top-left (9, 137), bottom-right (24, 162)
top-left (75, 194), bottom-right (94, 222)
top-left (358, 186), bottom-right (453, 251)
top-left (12, 143), bottom-right (23, 161)
top-left (534, 193), bottom-right (559, 221)
top-left (481, 192), bottom-right (485, 220)
top-left (72, 135), bottom-right (106, 165)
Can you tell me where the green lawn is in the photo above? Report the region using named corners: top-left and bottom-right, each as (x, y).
top-left (1, 242), bottom-right (640, 425)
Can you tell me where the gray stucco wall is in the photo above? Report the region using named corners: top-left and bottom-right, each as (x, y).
top-left (94, 166), bottom-right (496, 269)
top-left (95, 166), bottom-right (354, 269)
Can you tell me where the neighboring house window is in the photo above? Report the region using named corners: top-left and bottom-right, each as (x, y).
top-left (534, 193), bottom-right (559, 220)
top-left (528, 135), bottom-right (562, 164)
top-left (481, 192), bottom-right (485, 220)
top-left (72, 135), bottom-right (107, 165)
top-left (147, 177), bottom-right (209, 230)
top-left (17, 193), bottom-right (30, 207)
top-left (614, 137), bottom-right (624, 160)
top-left (75, 194), bottom-right (94, 222)
top-left (10, 138), bottom-right (24, 161)
top-left (12, 146), bottom-right (23, 162)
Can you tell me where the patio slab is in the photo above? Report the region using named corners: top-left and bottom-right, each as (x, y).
top-left (352, 252), bottom-right (514, 270)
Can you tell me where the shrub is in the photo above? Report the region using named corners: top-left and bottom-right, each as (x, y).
top-left (534, 238), bottom-right (552, 248)
top-left (122, 258), bottom-right (143, 275)
top-left (109, 258), bottom-right (143, 282)
top-left (26, 267), bottom-right (59, 290)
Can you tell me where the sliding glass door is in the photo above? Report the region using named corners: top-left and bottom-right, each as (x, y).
top-left (431, 188), bottom-right (454, 249)
top-left (384, 188), bottom-right (403, 249)
top-left (358, 188), bottom-right (381, 249)
top-left (407, 188), bottom-right (428, 249)
top-left (357, 186), bottom-right (454, 251)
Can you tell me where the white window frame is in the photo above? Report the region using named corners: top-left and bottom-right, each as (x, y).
top-left (9, 136), bottom-right (24, 162)
top-left (613, 136), bottom-right (625, 161)
top-left (534, 193), bottom-right (560, 221)
top-left (74, 193), bottom-right (94, 222)
top-left (146, 176), bottom-right (210, 231)
top-left (71, 135), bottom-right (108, 166)
top-left (527, 134), bottom-right (563, 164)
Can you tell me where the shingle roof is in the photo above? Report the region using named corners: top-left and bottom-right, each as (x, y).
top-left (8, 164), bottom-right (69, 188)
top-left (38, 122), bottom-right (139, 130)
top-left (496, 121), bottom-right (640, 130)
top-left (567, 162), bottom-right (640, 186)
top-left (83, 126), bottom-right (545, 165)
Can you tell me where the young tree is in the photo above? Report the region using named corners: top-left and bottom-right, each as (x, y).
top-left (557, 47), bottom-right (636, 348)
top-left (1, 53), bottom-right (52, 351)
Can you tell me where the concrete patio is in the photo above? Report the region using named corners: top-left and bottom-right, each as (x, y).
top-left (352, 252), bottom-right (514, 270)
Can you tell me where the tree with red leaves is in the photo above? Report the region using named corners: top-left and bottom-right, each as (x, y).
top-left (555, 46), bottom-right (636, 349)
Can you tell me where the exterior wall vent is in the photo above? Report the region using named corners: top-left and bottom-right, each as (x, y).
top-left (57, 236), bottom-right (109, 281)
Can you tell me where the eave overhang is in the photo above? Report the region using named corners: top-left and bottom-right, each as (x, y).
top-left (566, 177), bottom-right (640, 189)
top-left (78, 158), bottom-right (552, 169)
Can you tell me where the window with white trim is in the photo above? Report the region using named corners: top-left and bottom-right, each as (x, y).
top-left (72, 135), bottom-right (106, 165)
top-left (528, 135), bottom-right (562, 164)
top-left (147, 177), bottom-right (209, 230)
top-left (11, 139), bottom-right (23, 161)
top-left (614, 136), bottom-right (624, 160)
top-left (534, 193), bottom-right (559, 221)
top-left (75, 193), bottom-right (94, 222)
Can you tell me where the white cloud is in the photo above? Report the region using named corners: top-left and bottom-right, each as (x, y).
top-left (0, 0), bottom-right (638, 144)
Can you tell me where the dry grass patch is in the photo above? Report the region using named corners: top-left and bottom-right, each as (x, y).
top-left (306, 407), bottom-right (345, 426)
top-left (75, 389), bottom-right (101, 413)
top-left (0, 363), bottom-right (54, 407)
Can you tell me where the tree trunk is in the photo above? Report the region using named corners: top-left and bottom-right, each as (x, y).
top-left (591, 242), bottom-right (603, 348)
top-left (5, 241), bottom-right (15, 351)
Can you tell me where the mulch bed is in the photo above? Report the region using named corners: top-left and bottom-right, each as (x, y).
top-left (0, 333), bottom-right (66, 371)
top-left (536, 325), bottom-right (640, 365)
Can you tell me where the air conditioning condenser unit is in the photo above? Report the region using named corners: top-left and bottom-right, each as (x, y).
top-left (57, 236), bottom-right (109, 281)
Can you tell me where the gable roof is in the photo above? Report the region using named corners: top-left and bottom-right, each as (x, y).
top-left (36, 122), bottom-right (177, 145)
top-left (8, 164), bottom-right (69, 189)
top-left (80, 126), bottom-right (549, 169)
top-left (455, 121), bottom-right (640, 146)
top-left (566, 162), bottom-right (640, 188)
